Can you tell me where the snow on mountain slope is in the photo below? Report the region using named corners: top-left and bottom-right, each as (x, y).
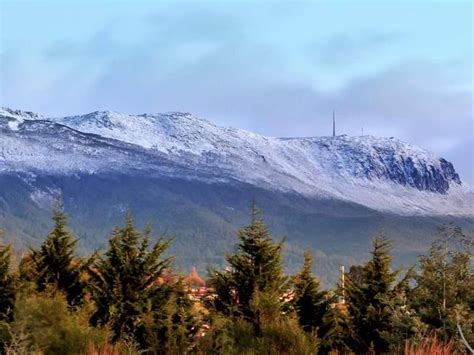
top-left (0, 112), bottom-right (210, 179)
top-left (53, 110), bottom-right (464, 193)
top-left (1, 107), bottom-right (472, 216)
top-left (0, 107), bottom-right (42, 131)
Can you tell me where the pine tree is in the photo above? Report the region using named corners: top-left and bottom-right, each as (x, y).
top-left (208, 205), bottom-right (287, 335)
top-left (293, 252), bottom-right (329, 330)
top-left (381, 267), bottom-right (425, 349)
top-left (30, 206), bottom-right (84, 306)
top-left (0, 236), bottom-right (15, 322)
top-left (409, 225), bottom-right (473, 347)
top-left (320, 303), bottom-right (351, 354)
top-left (345, 236), bottom-right (400, 354)
top-left (293, 251), bottom-right (334, 353)
top-left (87, 215), bottom-right (193, 351)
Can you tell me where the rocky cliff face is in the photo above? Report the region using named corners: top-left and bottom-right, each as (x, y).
top-left (298, 136), bottom-right (461, 193)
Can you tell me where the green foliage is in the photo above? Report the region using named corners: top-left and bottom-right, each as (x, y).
top-left (204, 206), bottom-right (316, 353)
top-left (293, 251), bottom-right (335, 353)
top-left (0, 236), bottom-right (15, 322)
top-left (1, 206), bottom-right (472, 353)
top-left (195, 308), bottom-right (317, 354)
top-left (409, 224), bottom-right (474, 347)
top-left (87, 215), bottom-right (194, 352)
top-left (3, 292), bottom-right (112, 355)
top-left (208, 205), bottom-right (287, 335)
top-left (345, 236), bottom-right (419, 353)
top-left (142, 278), bottom-right (197, 354)
top-left (0, 234), bottom-right (16, 352)
top-left (380, 267), bottom-right (426, 349)
top-left (293, 251), bottom-right (329, 331)
top-left (319, 304), bottom-right (351, 354)
top-left (250, 315), bottom-right (317, 355)
top-left (29, 206), bottom-right (85, 306)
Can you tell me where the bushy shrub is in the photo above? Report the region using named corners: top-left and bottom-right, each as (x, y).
top-left (195, 312), bottom-right (317, 355)
top-left (5, 292), bottom-right (111, 355)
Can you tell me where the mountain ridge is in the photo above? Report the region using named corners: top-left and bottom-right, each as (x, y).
top-left (0, 107), bottom-right (472, 216)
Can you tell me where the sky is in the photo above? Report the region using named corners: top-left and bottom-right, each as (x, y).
top-left (1, 0), bottom-right (473, 182)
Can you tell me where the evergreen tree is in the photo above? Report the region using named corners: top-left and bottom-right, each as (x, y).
top-left (345, 236), bottom-right (400, 353)
top-left (380, 267), bottom-right (425, 349)
top-left (208, 205), bottom-right (287, 335)
top-left (30, 206), bottom-right (84, 306)
top-left (0, 235), bottom-right (15, 322)
top-left (321, 302), bottom-right (352, 354)
top-left (409, 225), bottom-right (473, 347)
top-left (0, 234), bottom-right (16, 353)
top-left (293, 251), bottom-right (330, 334)
top-left (87, 215), bottom-right (193, 351)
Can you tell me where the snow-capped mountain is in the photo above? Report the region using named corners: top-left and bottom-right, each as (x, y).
top-left (0, 107), bottom-right (471, 216)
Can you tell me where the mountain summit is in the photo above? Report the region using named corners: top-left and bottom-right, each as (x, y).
top-left (1, 108), bottom-right (470, 216)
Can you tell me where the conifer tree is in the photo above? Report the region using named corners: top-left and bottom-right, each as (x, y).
top-left (345, 236), bottom-right (400, 353)
top-left (379, 266), bottom-right (426, 349)
top-left (409, 225), bottom-right (473, 346)
top-left (88, 215), bottom-right (193, 351)
top-left (293, 251), bottom-right (334, 353)
top-left (319, 304), bottom-right (352, 354)
top-left (293, 251), bottom-right (329, 332)
top-left (30, 205), bottom-right (84, 306)
top-left (208, 205), bottom-right (287, 335)
top-left (0, 235), bottom-right (15, 322)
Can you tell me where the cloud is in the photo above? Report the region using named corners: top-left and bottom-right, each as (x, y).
top-left (1, 5), bottom-right (472, 183)
top-left (44, 28), bottom-right (120, 60)
top-left (311, 32), bottom-right (402, 68)
top-left (145, 5), bottom-right (244, 45)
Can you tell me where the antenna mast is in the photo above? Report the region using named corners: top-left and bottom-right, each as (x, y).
top-left (332, 109), bottom-right (336, 137)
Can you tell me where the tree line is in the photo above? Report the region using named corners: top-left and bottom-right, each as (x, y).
top-left (0, 204), bottom-right (472, 354)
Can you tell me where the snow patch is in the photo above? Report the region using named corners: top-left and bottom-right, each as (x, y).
top-left (30, 188), bottom-right (60, 209)
top-left (7, 119), bottom-right (22, 131)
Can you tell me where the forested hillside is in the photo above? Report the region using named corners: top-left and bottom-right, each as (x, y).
top-left (2, 174), bottom-right (473, 286)
top-left (0, 206), bottom-right (472, 354)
